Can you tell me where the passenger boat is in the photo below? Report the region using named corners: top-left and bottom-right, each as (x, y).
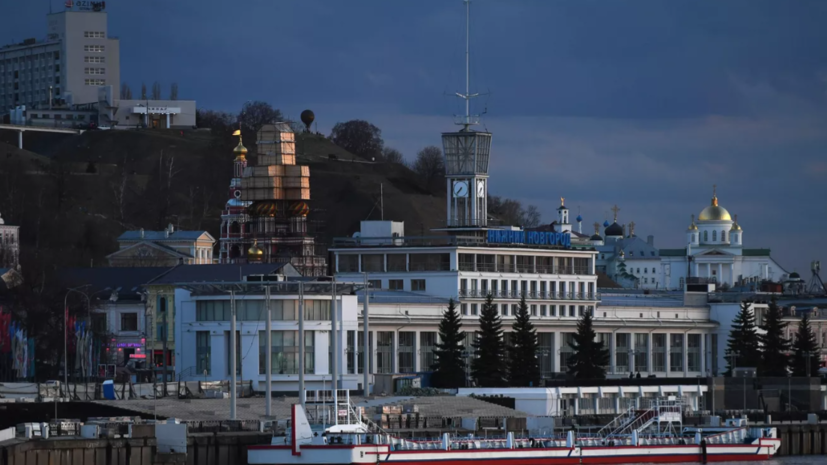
top-left (248, 397), bottom-right (779, 465)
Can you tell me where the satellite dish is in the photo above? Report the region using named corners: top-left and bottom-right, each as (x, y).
top-left (300, 110), bottom-right (315, 132)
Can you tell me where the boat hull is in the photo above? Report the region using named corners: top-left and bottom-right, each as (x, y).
top-left (248, 439), bottom-right (780, 465)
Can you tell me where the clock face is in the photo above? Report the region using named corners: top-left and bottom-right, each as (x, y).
top-left (477, 180), bottom-right (485, 197)
top-left (453, 181), bottom-right (469, 198)
top-left (233, 190), bottom-right (242, 199)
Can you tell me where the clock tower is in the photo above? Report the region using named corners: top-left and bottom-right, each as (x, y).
top-left (442, 0), bottom-right (491, 228)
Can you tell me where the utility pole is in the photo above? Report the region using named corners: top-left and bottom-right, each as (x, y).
top-left (230, 290), bottom-right (237, 420)
top-left (265, 285), bottom-right (272, 418)
top-left (331, 278), bottom-right (338, 424)
top-left (299, 282), bottom-right (305, 408)
top-left (363, 273), bottom-right (370, 396)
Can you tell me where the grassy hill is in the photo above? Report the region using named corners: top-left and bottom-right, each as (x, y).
top-left (0, 128), bottom-right (446, 269)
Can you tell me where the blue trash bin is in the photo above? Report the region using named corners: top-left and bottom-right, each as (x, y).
top-left (102, 380), bottom-right (115, 399)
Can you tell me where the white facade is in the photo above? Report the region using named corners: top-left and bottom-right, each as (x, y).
top-left (91, 299), bottom-right (148, 365)
top-left (174, 286), bottom-right (361, 392)
top-left (596, 189), bottom-right (786, 290)
top-left (0, 10), bottom-right (120, 111)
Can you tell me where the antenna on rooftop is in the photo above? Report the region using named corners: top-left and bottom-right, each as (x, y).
top-left (454, 0), bottom-right (480, 130)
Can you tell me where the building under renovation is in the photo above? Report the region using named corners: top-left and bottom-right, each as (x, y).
top-left (218, 123), bottom-right (326, 276)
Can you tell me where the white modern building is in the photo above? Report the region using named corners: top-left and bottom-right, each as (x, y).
top-left (173, 278), bottom-right (363, 392)
top-left (0, 7), bottom-right (120, 111)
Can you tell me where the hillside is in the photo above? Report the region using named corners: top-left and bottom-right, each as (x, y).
top-left (0, 128), bottom-right (446, 269)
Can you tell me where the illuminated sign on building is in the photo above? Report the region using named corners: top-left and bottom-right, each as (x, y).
top-left (66, 1), bottom-right (106, 11)
top-left (116, 342), bottom-right (143, 348)
top-left (487, 229), bottom-right (571, 247)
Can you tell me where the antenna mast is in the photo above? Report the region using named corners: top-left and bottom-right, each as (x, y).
top-left (456, 0), bottom-right (479, 130)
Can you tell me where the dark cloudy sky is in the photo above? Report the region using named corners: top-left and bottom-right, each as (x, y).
top-left (5, 1), bottom-right (827, 275)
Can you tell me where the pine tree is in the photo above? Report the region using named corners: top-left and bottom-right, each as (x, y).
top-left (508, 296), bottom-right (540, 386)
top-left (791, 312), bottom-right (819, 377)
top-left (431, 299), bottom-right (466, 388)
top-left (725, 301), bottom-right (761, 375)
top-left (568, 311), bottom-right (609, 379)
top-left (471, 294), bottom-right (507, 387)
top-left (759, 297), bottom-right (790, 376)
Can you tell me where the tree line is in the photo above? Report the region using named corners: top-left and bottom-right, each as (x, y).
top-left (429, 295), bottom-right (609, 388)
top-left (430, 295), bottom-right (820, 389)
top-left (726, 298), bottom-right (820, 377)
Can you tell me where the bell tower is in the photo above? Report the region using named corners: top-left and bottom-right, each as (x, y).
top-left (443, 0), bottom-right (491, 228)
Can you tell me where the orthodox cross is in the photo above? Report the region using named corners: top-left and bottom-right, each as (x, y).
top-left (629, 221), bottom-right (636, 237)
top-left (611, 204), bottom-right (620, 222)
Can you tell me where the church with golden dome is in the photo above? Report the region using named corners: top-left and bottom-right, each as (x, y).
top-left (217, 122), bottom-right (327, 276)
top-left (594, 186), bottom-right (786, 290)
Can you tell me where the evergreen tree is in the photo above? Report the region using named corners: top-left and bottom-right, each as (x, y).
top-left (759, 297), bottom-right (790, 376)
top-left (508, 296), bottom-right (540, 386)
top-left (791, 312), bottom-right (819, 377)
top-left (471, 294), bottom-right (507, 387)
top-left (431, 299), bottom-right (466, 388)
top-left (725, 301), bottom-right (761, 375)
top-left (568, 311), bottom-right (609, 379)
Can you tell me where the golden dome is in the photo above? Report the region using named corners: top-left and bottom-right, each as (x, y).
top-left (698, 186), bottom-right (731, 221)
top-left (687, 214), bottom-right (698, 231)
top-left (730, 214), bottom-right (742, 231)
top-left (232, 129), bottom-right (248, 159)
top-left (247, 240), bottom-right (264, 259)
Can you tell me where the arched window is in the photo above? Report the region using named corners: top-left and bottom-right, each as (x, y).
top-left (159, 297), bottom-right (167, 314)
top-left (691, 233), bottom-right (696, 243)
top-left (712, 230), bottom-right (717, 241)
top-left (703, 231), bottom-right (708, 242)
top-left (722, 230), bottom-right (726, 242)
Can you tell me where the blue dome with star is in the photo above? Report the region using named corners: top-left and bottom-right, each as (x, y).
top-left (603, 220), bottom-right (610, 228)
top-left (576, 215), bottom-right (583, 222)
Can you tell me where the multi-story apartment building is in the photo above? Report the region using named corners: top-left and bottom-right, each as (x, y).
top-left (0, 9), bottom-right (120, 111)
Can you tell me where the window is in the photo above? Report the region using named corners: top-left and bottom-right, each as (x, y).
top-left (84, 56), bottom-right (105, 63)
top-left (512, 304), bottom-right (519, 316)
top-left (687, 334), bottom-right (701, 372)
top-left (338, 254), bottom-right (359, 272)
top-left (501, 304), bottom-right (508, 316)
top-left (387, 254), bottom-right (406, 271)
top-left (409, 253), bottom-right (449, 271)
top-left (84, 79), bottom-right (105, 86)
top-left (368, 279), bottom-right (382, 289)
top-left (540, 305), bottom-right (547, 317)
top-left (196, 331), bottom-right (211, 375)
top-left (361, 254), bottom-right (384, 272)
top-left (634, 333), bottom-right (648, 372)
top-left (703, 231), bottom-right (708, 242)
top-left (652, 334), bottom-right (666, 372)
top-left (550, 305), bottom-right (556, 317)
top-left (259, 330), bottom-right (314, 374)
top-left (388, 279), bottom-right (403, 290)
top-left (721, 230), bottom-right (726, 241)
top-left (84, 67), bottom-right (105, 75)
top-left (459, 253), bottom-right (475, 271)
top-left (304, 300), bottom-right (330, 320)
top-left (670, 334), bottom-right (684, 372)
top-left (84, 31), bottom-right (105, 38)
top-left (420, 332), bottom-right (437, 371)
top-left (644, 268), bottom-right (648, 274)
top-left (120, 313), bottom-right (138, 331)
top-left (398, 332), bottom-right (415, 373)
top-left (411, 279), bottom-right (426, 291)
top-left (196, 299), bottom-right (298, 321)
top-left (712, 230), bottom-right (717, 241)
top-left (461, 304), bottom-right (468, 316)
top-left (471, 304), bottom-right (478, 316)
top-left (530, 304), bottom-right (537, 317)
top-left (84, 45), bottom-right (105, 52)
top-left (156, 322), bottom-right (168, 341)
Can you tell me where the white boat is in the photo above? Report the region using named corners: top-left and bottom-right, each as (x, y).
top-left (248, 397), bottom-right (780, 465)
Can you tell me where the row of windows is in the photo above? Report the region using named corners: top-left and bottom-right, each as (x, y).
top-left (460, 278), bottom-right (595, 298)
top-left (195, 299), bottom-right (330, 322)
top-left (84, 31), bottom-right (106, 38)
top-left (0, 52), bottom-right (60, 66)
top-left (84, 79), bottom-right (105, 86)
top-left (458, 254), bottom-right (591, 274)
top-left (84, 56), bottom-right (105, 63)
top-left (85, 67), bottom-right (105, 75)
top-left (368, 279), bottom-right (426, 291)
top-left (84, 45), bottom-right (105, 52)
top-left (461, 303), bottom-right (594, 318)
top-left (340, 253), bottom-right (451, 273)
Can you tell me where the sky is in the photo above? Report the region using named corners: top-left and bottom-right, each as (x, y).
top-left (4, 0), bottom-right (827, 276)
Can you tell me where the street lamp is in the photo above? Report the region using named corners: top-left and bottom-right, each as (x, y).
top-left (63, 285), bottom-right (91, 391)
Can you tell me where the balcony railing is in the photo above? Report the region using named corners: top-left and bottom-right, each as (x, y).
top-left (458, 264), bottom-right (593, 275)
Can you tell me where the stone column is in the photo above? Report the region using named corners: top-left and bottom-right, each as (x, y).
top-left (664, 333), bottom-right (671, 376)
top-left (629, 333), bottom-right (636, 373)
top-left (647, 332), bottom-right (653, 374)
top-left (700, 334), bottom-right (706, 375)
top-left (414, 331), bottom-right (421, 372)
top-left (392, 331), bottom-right (399, 373)
top-left (683, 333), bottom-right (688, 377)
top-left (166, 113), bottom-right (170, 128)
top-left (552, 331), bottom-right (561, 373)
top-left (717, 263), bottom-right (723, 284)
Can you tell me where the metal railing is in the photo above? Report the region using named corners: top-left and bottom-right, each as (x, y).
top-left (459, 289), bottom-right (599, 301)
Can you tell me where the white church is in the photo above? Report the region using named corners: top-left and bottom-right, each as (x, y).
top-left (594, 187), bottom-right (787, 290)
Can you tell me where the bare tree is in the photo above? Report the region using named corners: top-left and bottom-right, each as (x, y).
top-left (330, 120), bottom-right (384, 160)
top-left (382, 147), bottom-right (405, 165)
top-left (412, 145), bottom-right (445, 190)
top-left (151, 81), bottom-right (162, 100)
top-left (524, 205), bottom-right (542, 228)
top-left (238, 101), bottom-right (283, 140)
top-left (110, 154), bottom-right (131, 222)
top-left (169, 82), bottom-right (178, 100)
top-left (120, 83), bottom-right (132, 100)
top-left (140, 82), bottom-right (147, 100)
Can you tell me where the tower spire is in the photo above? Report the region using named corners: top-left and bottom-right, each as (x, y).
top-left (455, 0), bottom-right (479, 130)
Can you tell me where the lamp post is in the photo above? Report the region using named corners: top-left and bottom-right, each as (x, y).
top-left (63, 285), bottom-right (91, 392)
